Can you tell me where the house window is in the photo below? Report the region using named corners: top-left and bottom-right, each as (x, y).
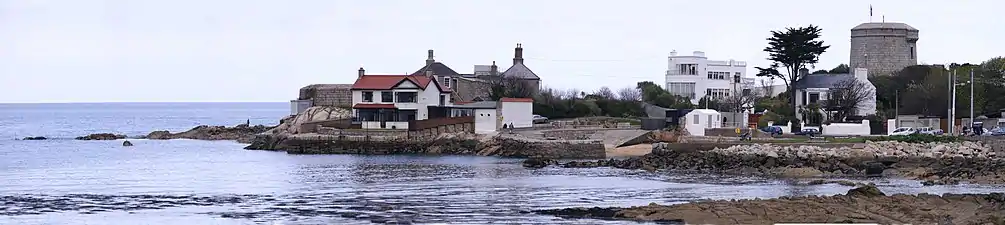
top-left (362, 91), bottom-right (374, 102)
top-left (910, 47), bottom-right (915, 59)
top-left (809, 93), bottom-right (820, 104)
top-left (439, 95), bottom-right (446, 105)
top-left (396, 92), bottom-right (417, 103)
top-left (381, 92), bottom-right (393, 102)
top-left (678, 64), bottom-right (697, 75)
top-left (442, 77), bottom-right (451, 88)
top-left (693, 115), bottom-right (699, 124)
top-left (667, 82), bottom-right (696, 99)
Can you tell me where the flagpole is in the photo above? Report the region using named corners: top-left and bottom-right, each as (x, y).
top-left (869, 5), bottom-right (873, 22)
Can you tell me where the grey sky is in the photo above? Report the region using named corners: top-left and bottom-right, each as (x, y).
top-left (2, 0), bottom-right (1002, 103)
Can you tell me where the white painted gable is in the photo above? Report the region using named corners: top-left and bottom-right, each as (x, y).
top-left (395, 80), bottom-right (418, 89)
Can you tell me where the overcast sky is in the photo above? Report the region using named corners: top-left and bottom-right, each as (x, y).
top-left (1, 0), bottom-right (1002, 103)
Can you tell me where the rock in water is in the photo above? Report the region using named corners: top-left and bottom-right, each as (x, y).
top-left (122, 141), bottom-right (133, 146)
top-left (75, 133), bottom-right (127, 140)
top-left (846, 185), bottom-right (885, 197)
top-left (22, 136), bottom-right (47, 140)
top-left (522, 158), bottom-right (557, 169)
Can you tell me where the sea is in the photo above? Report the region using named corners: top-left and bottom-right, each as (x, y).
top-left (0, 102), bottom-right (1001, 225)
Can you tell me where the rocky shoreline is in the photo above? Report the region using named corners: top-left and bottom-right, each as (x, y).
top-left (534, 185), bottom-right (1005, 224)
top-left (144, 124), bottom-right (273, 143)
top-left (27, 123), bottom-right (276, 143)
top-left (526, 141), bottom-right (1005, 185)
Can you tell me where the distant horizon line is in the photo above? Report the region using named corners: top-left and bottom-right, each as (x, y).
top-left (0, 101), bottom-right (288, 104)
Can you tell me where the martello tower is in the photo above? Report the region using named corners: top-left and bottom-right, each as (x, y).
top-left (849, 22), bottom-right (919, 76)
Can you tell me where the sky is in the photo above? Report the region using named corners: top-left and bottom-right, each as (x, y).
top-left (1, 0), bottom-right (1002, 103)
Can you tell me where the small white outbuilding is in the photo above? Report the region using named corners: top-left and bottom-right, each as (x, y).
top-left (684, 109), bottom-right (722, 136)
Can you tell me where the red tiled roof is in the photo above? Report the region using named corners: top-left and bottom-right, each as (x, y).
top-left (500, 98), bottom-right (533, 103)
top-left (350, 74), bottom-right (451, 92)
top-left (352, 103), bottom-right (397, 109)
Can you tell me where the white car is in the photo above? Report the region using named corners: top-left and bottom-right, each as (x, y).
top-left (890, 127), bottom-right (916, 136)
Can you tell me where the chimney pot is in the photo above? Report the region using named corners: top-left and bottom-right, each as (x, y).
top-left (358, 67), bottom-right (365, 78)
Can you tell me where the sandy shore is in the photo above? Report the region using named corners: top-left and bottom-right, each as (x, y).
top-left (535, 186), bottom-right (1005, 224)
top-left (605, 144), bottom-right (652, 158)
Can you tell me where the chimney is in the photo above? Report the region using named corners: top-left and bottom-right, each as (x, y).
top-left (426, 49), bottom-right (435, 66)
top-left (670, 50), bottom-right (678, 57)
top-left (490, 61), bottom-right (498, 75)
top-left (358, 67), bottom-right (365, 78)
top-left (513, 43), bottom-right (524, 65)
top-left (425, 68), bottom-right (433, 77)
top-left (854, 68), bottom-right (868, 81)
top-left (799, 68), bottom-right (809, 76)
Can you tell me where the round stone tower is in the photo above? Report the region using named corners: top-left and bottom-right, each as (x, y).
top-left (849, 22), bottom-right (919, 76)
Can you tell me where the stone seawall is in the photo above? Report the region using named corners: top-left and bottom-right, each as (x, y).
top-left (246, 134), bottom-right (607, 159)
top-left (540, 141), bottom-right (1005, 184)
top-left (486, 137), bottom-right (605, 159)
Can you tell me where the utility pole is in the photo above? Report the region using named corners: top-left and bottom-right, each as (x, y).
top-left (970, 69), bottom-right (975, 131)
top-left (947, 66), bottom-right (953, 135)
top-left (951, 69), bottom-right (958, 135)
top-left (895, 90), bottom-right (899, 127)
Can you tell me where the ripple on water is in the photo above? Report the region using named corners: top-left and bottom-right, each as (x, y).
top-left (4, 140), bottom-right (1005, 224)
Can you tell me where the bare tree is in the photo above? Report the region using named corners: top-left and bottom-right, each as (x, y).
top-left (488, 76), bottom-right (535, 100)
top-left (617, 87), bottom-right (641, 101)
top-left (593, 86), bottom-right (616, 100)
top-left (717, 88), bottom-right (759, 127)
top-left (824, 78), bottom-right (874, 122)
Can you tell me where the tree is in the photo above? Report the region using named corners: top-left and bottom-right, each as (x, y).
top-left (828, 64), bottom-right (850, 74)
top-left (488, 76), bottom-right (535, 100)
top-left (617, 87), bottom-right (641, 102)
top-left (592, 86), bottom-right (616, 100)
top-left (823, 78), bottom-right (874, 122)
top-left (754, 25), bottom-right (831, 118)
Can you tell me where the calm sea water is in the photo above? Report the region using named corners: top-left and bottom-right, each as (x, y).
top-left (1, 103), bottom-right (1001, 225)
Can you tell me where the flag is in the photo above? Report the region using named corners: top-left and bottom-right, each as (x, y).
top-left (870, 5), bottom-right (873, 17)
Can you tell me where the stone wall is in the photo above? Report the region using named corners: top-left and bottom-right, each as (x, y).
top-left (850, 27), bottom-right (919, 76)
top-left (491, 136), bottom-right (606, 159)
top-left (541, 130), bottom-right (596, 140)
top-left (299, 84), bottom-right (352, 107)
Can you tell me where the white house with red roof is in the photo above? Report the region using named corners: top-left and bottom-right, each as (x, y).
top-left (350, 67), bottom-right (452, 129)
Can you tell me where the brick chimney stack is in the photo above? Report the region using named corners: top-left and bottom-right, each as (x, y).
top-left (358, 67), bottom-right (365, 78)
top-left (513, 43), bottom-right (524, 65)
top-left (490, 61), bottom-right (498, 75)
top-left (426, 49), bottom-right (435, 66)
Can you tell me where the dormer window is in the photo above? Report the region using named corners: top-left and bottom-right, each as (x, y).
top-left (442, 77), bottom-right (450, 88)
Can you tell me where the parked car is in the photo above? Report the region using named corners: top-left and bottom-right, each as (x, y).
top-left (760, 126), bottom-right (783, 135)
top-left (989, 127), bottom-right (1005, 136)
top-left (916, 127), bottom-right (940, 135)
top-left (890, 127), bottom-right (917, 136)
top-left (794, 128), bottom-right (821, 136)
top-left (532, 115), bottom-right (548, 124)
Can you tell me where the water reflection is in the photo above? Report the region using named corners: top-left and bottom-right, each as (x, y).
top-left (2, 140), bottom-right (1003, 224)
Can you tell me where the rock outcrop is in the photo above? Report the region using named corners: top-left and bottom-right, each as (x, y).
top-left (145, 124), bottom-right (273, 143)
top-left (535, 186), bottom-right (1005, 224)
top-left (548, 141), bottom-right (1005, 184)
top-left (75, 133), bottom-right (126, 140)
top-left (122, 141), bottom-right (133, 147)
top-left (21, 136), bottom-right (47, 140)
